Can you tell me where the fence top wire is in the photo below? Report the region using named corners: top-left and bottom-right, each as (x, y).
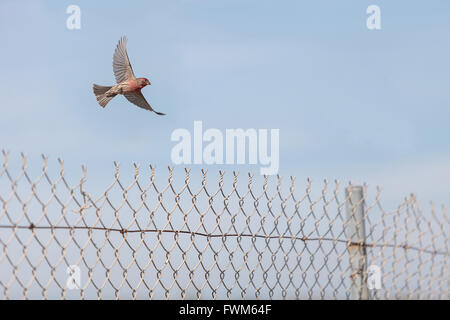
top-left (0, 150), bottom-right (448, 300)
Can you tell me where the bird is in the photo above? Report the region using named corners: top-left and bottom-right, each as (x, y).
top-left (93, 36), bottom-right (165, 115)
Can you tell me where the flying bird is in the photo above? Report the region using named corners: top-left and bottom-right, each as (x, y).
top-left (93, 36), bottom-right (165, 115)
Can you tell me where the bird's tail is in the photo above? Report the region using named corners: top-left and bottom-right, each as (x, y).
top-left (93, 84), bottom-right (115, 107)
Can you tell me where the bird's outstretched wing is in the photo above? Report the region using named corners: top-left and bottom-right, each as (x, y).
top-left (113, 36), bottom-right (136, 84)
top-left (124, 91), bottom-right (166, 115)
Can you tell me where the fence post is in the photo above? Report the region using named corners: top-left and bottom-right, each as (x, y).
top-left (345, 185), bottom-right (369, 300)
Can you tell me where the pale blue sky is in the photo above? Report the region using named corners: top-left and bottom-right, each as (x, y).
top-left (1, 0), bottom-right (449, 206)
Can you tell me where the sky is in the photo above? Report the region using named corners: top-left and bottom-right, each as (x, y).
top-left (0, 0), bottom-right (450, 208)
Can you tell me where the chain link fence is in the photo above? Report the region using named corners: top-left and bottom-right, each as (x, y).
top-left (0, 150), bottom-right (448, 300)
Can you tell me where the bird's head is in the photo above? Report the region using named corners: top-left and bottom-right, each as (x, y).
top-left (137, 78), bottom-right (151, 87)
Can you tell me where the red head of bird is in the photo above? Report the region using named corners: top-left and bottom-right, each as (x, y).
top-left (137, 78), bottom-right (151, 88)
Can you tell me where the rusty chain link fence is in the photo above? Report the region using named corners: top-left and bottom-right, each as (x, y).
top-left (0, 150), bottom-right (448, 300)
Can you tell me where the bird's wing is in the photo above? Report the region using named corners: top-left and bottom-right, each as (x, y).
top-left (124, 91), bottom-right (166, 115)
top-left (113, 36), bottom-right (136, 84)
